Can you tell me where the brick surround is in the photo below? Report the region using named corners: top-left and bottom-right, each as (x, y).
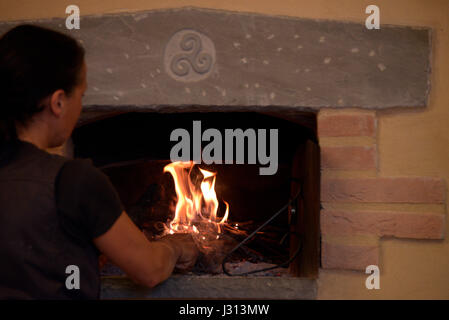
top-left (318, 110), bottom-right (446, 271)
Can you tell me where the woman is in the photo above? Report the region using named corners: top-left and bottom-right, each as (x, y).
top-left (0, 25), bottom-right (198, 299)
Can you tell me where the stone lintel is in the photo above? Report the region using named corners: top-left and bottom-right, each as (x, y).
top-left (0, 7), bottom-right (431, 110)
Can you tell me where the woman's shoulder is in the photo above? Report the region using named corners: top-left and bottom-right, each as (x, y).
top-left (57, 157), bottom-right (119, 201)
top-left (58, 158), bottom-right (106, 186)
top-left (1, 140), bottom-right (69, 181)
top-left (60, 158), bottom-right (95, 172)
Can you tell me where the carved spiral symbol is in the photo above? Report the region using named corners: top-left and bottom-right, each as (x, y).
top-left (166, 30), bottom-right (214, 81)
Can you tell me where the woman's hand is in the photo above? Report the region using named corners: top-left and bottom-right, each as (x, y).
top-left (160, 233), bottom-right (199, 273)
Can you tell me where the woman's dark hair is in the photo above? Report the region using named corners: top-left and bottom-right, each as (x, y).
top-left (0, 24), bottom-right (85, 149)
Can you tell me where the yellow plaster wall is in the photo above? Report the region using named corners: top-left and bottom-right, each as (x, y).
top-left (1, 0), bottom-right (448, 299)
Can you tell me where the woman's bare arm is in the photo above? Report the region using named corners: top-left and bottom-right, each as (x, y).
top-left (93, 211), bottom-right (198, 288)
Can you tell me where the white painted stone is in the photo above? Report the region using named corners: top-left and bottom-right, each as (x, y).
top-left (133, 13), bottom-right (148, 21)
top-left (377, 63), bottom-right (387, 71)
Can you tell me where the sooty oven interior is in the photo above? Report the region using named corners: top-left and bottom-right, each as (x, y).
top-left (71, 110), bottom-right (320, 297)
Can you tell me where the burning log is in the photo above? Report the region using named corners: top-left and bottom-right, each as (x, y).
top-left (191, 235), bottom-right (239, 274)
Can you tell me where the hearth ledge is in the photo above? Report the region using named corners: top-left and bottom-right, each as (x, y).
top-left (100, 275), bottom-right (317, 300)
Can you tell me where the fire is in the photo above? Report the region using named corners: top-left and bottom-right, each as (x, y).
top-left (163, 161), bottom-right (229, 240)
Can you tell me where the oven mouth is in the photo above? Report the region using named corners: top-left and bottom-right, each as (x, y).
top-left (72, 110), bottom-right (320, 299)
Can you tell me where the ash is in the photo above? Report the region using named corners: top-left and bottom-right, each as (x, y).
top-left (189, 261), bottom-right (289, 277)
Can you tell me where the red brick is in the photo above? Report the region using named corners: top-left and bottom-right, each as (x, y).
top-left (318, 113), bottom-right (376, 137)
top-left (321, 210), bottom-right (445, 239)
top-left (321, 240), bottom-right (379, 271)
top-left (321, 177), bottom-right (445, 203)
top-left (321, 146), bottom-right (376, 170)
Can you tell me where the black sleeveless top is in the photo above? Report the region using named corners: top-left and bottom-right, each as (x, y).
top-left (0, 140), bottom-right (123, 299)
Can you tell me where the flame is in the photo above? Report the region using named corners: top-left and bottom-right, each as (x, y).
top-left (163, 161), bottom-right (229, 239)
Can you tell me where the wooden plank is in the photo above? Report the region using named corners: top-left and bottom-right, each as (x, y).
top-left (289, 140), bottom-right (320, 278)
